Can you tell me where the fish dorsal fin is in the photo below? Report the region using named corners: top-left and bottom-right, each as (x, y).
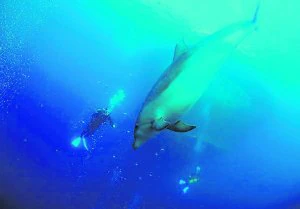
top-left (167, 121), bottom-right (196, 132)
top-left (173, 40), bottom-right (188, 61)
top-left (173, 31), bottom-right (210, 61)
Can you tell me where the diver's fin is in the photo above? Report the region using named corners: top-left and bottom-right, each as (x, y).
top-left (71, 137), bottom-right (82, 148)
top-left (182, 186), bottom-right (189, 194)
top-left (173, 40), bottom-right (188, 61)
top-left (179, 179), bottom-right (186, 185)
top-left (167, 121), bottom-right (196, 132)
top-left (152, 117), bottom-right (170, 131)
top-left (82, 137), bottom-right (89, 151)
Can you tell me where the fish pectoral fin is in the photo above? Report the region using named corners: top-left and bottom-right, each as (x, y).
top-left (152, 117), bottom-right (170, 131)
top-left (167, 121), bottom-right (196, 132)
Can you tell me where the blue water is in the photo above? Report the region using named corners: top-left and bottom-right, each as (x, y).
top-left (1, 1), bottom-right (300, 209)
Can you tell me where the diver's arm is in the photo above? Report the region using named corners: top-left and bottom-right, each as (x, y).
top-left (108, 116), bottom-right (116, 128)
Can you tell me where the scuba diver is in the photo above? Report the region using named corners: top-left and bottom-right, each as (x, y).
top-left (81, 108), bottom-right (115, 140)
top-left (179, 166), bottom-right (201, 194)
top-left (71, 108), bottom-right (115, 154)
top-left (71, 89), bottom-right (125, 157)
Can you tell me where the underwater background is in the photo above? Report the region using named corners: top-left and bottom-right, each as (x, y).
top-left (1, 0), bottom-right (300, 208)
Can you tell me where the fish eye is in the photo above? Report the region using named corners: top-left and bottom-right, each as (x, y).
top-left (135, 124), bottom-right (139, 129)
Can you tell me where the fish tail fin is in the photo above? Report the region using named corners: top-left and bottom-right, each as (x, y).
top-left (252, 1), bottom-right (261, 24)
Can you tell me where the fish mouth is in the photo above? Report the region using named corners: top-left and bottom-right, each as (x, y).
top-left (133, 124), bottom-right (140, 139)
top-left (133, 122), bottom-right (153, 150)
top-left (133, 124), bottom-right (139, 150)
top-left (132, 142), bottom-right (138, 151)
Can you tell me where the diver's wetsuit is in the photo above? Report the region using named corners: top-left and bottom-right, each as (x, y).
top-left (81, 109), bottom-right (114, 138)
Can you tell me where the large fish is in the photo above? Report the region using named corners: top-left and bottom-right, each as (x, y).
top-left (133, 4), bottom-right (260, 150)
